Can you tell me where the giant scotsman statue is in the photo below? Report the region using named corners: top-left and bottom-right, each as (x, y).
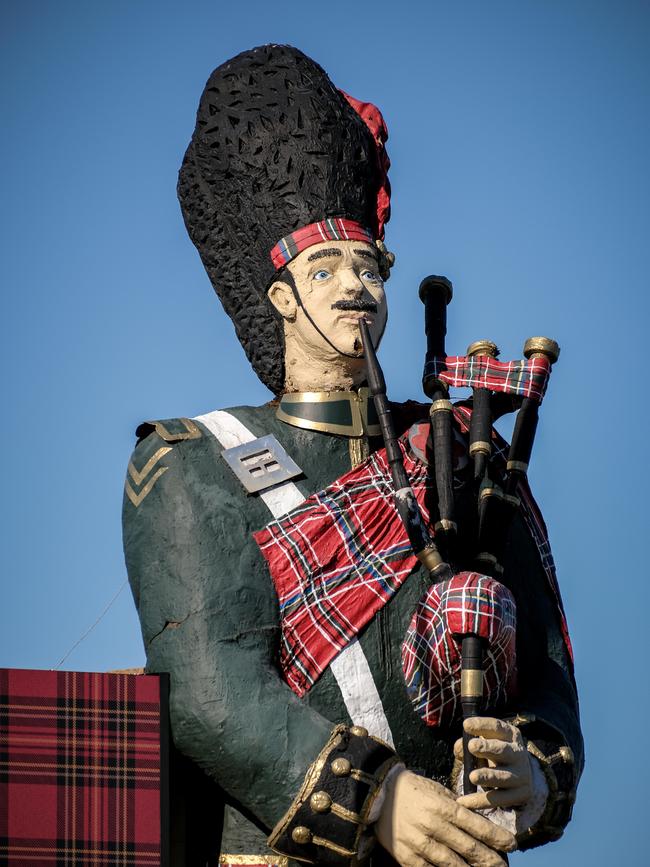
top-left (123, 45), bottom-right (582, 867)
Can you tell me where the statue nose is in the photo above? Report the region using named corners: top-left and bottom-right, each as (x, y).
top-left (339, 269), bottom-right (364, 295)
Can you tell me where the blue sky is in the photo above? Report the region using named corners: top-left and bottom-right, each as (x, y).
top-left (2, 1), bottom-right (648, 863)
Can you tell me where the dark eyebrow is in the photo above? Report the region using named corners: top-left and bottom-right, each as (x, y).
top-left (353, 248), bottom-right (378, 262)
top-left (307, 248), bottom-right (343, 262)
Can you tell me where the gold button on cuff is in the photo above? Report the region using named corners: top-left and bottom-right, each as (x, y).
top-left (292, 826), bottom-right (312, 844)
top-left (331, 757), bottom-right (352, 777)
top-left (310, 791), bottom-right (332, 813)
top-left (349, 725), bottom-right (368, 738)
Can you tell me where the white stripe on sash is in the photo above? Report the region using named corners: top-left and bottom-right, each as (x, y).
top-left (329, 639), bottom-right (395, 747)
top-left (194, 408), bottom-right (395, 746)
top-left (194, 409), bottom-right (305, 517)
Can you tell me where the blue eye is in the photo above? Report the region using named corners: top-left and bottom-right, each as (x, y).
top-left (313, 269), bottom-right (331, 281)
top-left (361, 269), bottom-right (381, 283)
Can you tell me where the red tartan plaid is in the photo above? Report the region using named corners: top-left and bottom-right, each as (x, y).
top-left (0, 668), bottom-right (168, 866)
top-left (401, 573), bottom-right (517, 727)
top-left (255, 407), bottom-right (573, 699)
top-left (269, 218), bottom-right (374, 269)
top-left (254, 446), bottom-right (435, 697)
top-left (424, 354), bottom-right (551, 403)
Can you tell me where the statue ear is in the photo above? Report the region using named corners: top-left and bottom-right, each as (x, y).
top-left (268, 279), bottom-right (298, 322)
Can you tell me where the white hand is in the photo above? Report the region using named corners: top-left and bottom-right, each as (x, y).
top-left (454, 717), bottom-right (534, 810)
top-left (374, 768), bottom-right (516, 867)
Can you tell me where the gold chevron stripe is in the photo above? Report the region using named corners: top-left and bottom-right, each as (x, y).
top-left (125, 467), bottom-right (168, 507)
top-left (128, 446), bottom-right (172, 486)
top-left (154, 418), bottom-right (201, 441)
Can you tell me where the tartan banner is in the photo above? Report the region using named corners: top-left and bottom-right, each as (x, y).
top-left (270, 218), bottom-right (374, 269)
top-left (401, 573), bottom-right (517, 727)
top-left (0, 668), bottom-right (168, 866)
top-left (255, 407), bottom-right (573, 698)
top-left (423, 354), bottom-right (551, 403)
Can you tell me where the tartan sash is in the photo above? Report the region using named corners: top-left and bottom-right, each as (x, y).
top-left (254, 445), bottom-right (433, 697)
top-left (254, 408), bottom-right (573, 699)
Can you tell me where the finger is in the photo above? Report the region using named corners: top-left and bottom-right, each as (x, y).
top-left (458, 785), bottom-right (531, 810)
top-left (467, 738), bottom-right (515, 763)
top-left (445, 801), bottom-right (516, 852)
top-left (415, 837), bottom-right (467, 867)
top-left (454, 738), bottom-right (464, 761)
top-left (463, 718), bottom-right (517, 743)
top-left (469, 768), bottom-right (520, 789)
top-left (424, 823), bottom-right (509, 867)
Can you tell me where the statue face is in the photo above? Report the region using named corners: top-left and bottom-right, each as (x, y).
top-left (270, 240), bottom-right (388, 361)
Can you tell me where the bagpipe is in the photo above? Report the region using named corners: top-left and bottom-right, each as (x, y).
top-left (359, 276), bottom-right (559, 794)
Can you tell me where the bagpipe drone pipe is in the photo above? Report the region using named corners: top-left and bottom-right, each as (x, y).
top-left (358, 277), bottom-right (559, 795)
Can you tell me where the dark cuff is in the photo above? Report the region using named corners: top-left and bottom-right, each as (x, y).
top-left (268, 725), bottom-right (399, 866)
top-left (507, 713), bottom-right (578, 850)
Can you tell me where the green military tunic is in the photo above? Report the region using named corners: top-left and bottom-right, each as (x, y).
top-left (122, 400), bottom-right (582, 862)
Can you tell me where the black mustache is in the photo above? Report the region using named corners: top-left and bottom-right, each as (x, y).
top-left (331, 300), bottom-right (378, 313)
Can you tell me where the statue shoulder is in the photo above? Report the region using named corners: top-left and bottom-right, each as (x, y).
top-left (123, 405), bottom-right (274, 512)
top-left (123, 415), bottom-right (211, 512)
top-left (134, 416), bottom-right (203, 444)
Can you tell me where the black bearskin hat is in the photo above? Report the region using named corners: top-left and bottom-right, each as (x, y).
top-left (178, 44), bottom-right (390, 395)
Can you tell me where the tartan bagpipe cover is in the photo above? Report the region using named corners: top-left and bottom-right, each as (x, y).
top-left (401, 572), bottom-right (517, 727)
top-left (0, 668), bottom-right (168, 866)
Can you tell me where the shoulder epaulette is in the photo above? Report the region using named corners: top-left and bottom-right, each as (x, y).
top-left (135, 417), bottom-right (203, 444)
top-left (125, 417), bottom-right (202, 509)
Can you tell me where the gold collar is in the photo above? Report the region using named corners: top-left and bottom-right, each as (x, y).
top-left (276, 389), bottom-right (382, 437)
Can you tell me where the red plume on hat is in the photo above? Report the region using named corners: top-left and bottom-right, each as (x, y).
top-left (339, 90), bottom-right (391, 241)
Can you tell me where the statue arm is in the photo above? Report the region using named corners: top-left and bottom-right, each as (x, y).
top-left (122, 428), bottom-right (397, 862)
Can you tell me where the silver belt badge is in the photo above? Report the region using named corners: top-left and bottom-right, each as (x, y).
top-left (221, 434), bottom-right (302, 494)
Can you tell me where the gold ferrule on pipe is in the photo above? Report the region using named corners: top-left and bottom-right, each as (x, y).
top-left (430, 399), bottom-right (453, 414)
top-left (523, 337), bottom-right (560, 364)
top-left (461, 669), bottom-right (484, 698)
top-left (504, 493), bottom-right (521, 509)
top-left (434, 519), bottom-right (457, 533)
top-left (469, 441), bottom-right (491, 456)
top-left (479, 486), bottom-right (503, 501)
top-left (416, 547), bottom-right (444, 572)
top-left (467, 340), bottom-right (500, 358)
top-left (507, 459), bottom-right (529, 474)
